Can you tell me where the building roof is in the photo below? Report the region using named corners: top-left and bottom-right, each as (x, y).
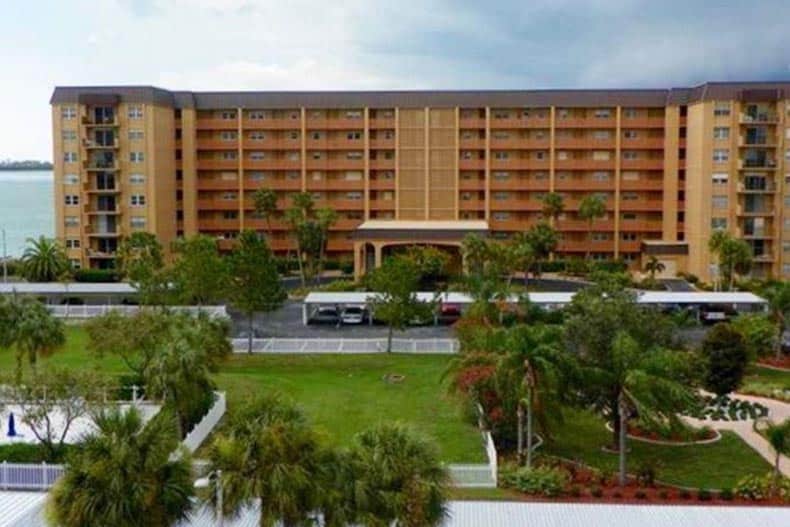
top-left (0, 492), bottom-right (48, 527)
top-left (0, 282), bottom-right (137, 295)
top-left (352, 220), bottom-right (489, 241)
top-left (51, 82), bottom-right (790, 109)
top-left (304, 290), bottom-right (766, 305)
top-left (357, 220), bottom-right (488, 231)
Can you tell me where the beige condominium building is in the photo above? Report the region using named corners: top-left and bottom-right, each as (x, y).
top-left (50, 82), bottom-right (790, 281)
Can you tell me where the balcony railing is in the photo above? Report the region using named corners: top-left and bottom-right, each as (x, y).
top-left (84, 160), bottom-right (119, 171)
top-left (740, 159), bottom-right (777, 169)
top-left (82, 115), bottom-right (118, 126)
top-left (82, 138), bottom-right (119, 149)
top-left (740, 113), bottom-right (779, 123)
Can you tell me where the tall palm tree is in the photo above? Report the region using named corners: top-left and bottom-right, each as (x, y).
top-left (763, 418), bottom-right (790, 494)
top-left (644, 255), bottom-right (666, 281)
top-left (709, 230), bottom-right (730, 290)
top-left (578, 195), bottom-right (607, 261)
top-left (348, 423), bottom-right (449, 527)
top-left (763, 281), bottom-right (790, 360)
top-left (12, 297), bottom-right (65, 378)
top-left (498, 324), bottom-right (565, 468)
top-left (49, 407), bottom-right (194, 527)
top-left (20, 236), bottom-right (70, 282)
top-left (541, 192), bottom-right (565, 223)
top-left (208, 394), bottom-right (323, 527)
top-left (252, 187), bottom-right (279, 237)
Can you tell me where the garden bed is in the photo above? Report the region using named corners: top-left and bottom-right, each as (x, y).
top-left (684, 395), bottom-right (769, 421)
top-left (603, 422), bottom-right (720, 446)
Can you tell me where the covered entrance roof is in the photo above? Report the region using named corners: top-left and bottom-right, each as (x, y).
top-left (352, 220), bottom-right (488, 241)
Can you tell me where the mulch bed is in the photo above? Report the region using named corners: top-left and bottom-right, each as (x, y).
top-left (626, 424), bottom-right (717, 443)
top-left (757, 357), bottom-right (790, 370)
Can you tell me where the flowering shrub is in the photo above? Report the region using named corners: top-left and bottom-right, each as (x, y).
top-left (502, 465), bottom-right (570, 497)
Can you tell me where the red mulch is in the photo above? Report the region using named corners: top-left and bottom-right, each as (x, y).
top-left (626, 424), bottom-right (717, 443)
top-left (757, 357), bottom-right (790, 370)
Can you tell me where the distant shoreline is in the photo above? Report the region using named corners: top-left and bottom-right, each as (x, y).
top-left (0, 166), bottom-right (53, 171)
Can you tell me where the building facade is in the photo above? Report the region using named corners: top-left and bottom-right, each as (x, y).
top-left (50, 83), bottom-right (790, 280)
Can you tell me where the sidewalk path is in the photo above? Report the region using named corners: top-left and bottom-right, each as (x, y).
top-left (684, 393), bottom-right (790, 476)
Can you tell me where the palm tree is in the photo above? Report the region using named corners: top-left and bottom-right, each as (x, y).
top-left (763, 418), bottom-right (790, 494)
top-left (498, 324), bottom-right (565, 468)
top-left (644, 255), bottom-right (666, 281)
top-left (461, 233), bottom-right (491, 276)
top-left (49, 407), bottom-right (194, 527)
top-left (348, 423), bottom-right (449, 527)
top-left (578, 195), bottom-right (606, 261)
top-left (208, 394), bottom-right (323, 527)
top-left (709, 230), bottom-right (730, 290)
top-left (252, 187), bottom-right (279, 237)
top-left (511, 233), bottom-right (536, 288)
top-left (20, 236), bottom-right (70, 282)
top-left (523, 222), bottom-right (558, 277)
top-left (12, 297), bottom-right (65, 378)
top-left (541, 192), bottom-right (565, 223)
top-left (763, 281), bottom-right (790, 360)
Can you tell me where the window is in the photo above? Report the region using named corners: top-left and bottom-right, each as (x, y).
top-left (712, 173), bottom-right (729, 184)
top-left (345, 110), bottom-right (362, 119)
top-left (592, 232), bottom-right (610, 241)
top-left (223, 211), bottom-right (238, 219)
top-left (493, 111), bottom-right (511, 119)
top-left (130, 195), bottom-right (146, 207)
top-left (494, 172), bottom-right (510, 180)
top-left (622, 192), bottom-right (638, 200)
top-left (623, 130), bottom-right (638, 139)
top-left (347, 131), bottom-right (362, 140)
top-left (65, 239), bottom-right (80, 249)
top-left (594, 130), bottom-right (611, 139)
top-left (783, 241), bottom-right (790, 253)
top-left (222, 192), bottom-right (238, 200)
top-left (784, 264), bottom-right (790, 275)
top-left (249, 111), bottom-right (266, 120)
top-left (711, 217), bottom-right (728, 230)
top-left (713, 127), bottom-right (730, 140)
top-left (593, 171), bottom-right (610, 181)
top-left (493, 212), bottom-right (510, 220)
top-left (345, 171), bottom-right (363, 181)
top-left (288, 152), bottom-right (300, 161)
top-left (61, 130), bottom-right (77, 141)
top-left (61, 107), bottom-right (77, 119)
top-left (347, 192), bottom-right (363, 200)
top-left (220, 131), bottom-right (237, 141)
top-left (129, 129), bottom-right (144, 141)
top-left (346, 152), bottom-right (363, 159)
top-left (493, 192), bottom-right (510, 200)
top-left (128, 106), bottom-right (144, 119)
top-left (594, 109), bottom-right (611, 118)
top-left (221, 151), bottom-right (237, 160)
top-left (249, 152), bottom-right (266, 160)
top-left (63, 152), bottom-right (78, 163)
top-left (129, 173), bottom-right (145, 184)
top-left (535, 151), bottom-right (547, 160)
top-left (557, 109), bottom-right (569, 119)
top-left (286, 171), bottom-right (300, 180)
top-left (130, 217), bottom-right (146, 229)
top-left (713, 149), bottom-right (729, 162)
top-left (249, 131), bottom-right (265, 141)
top-left (130, 152), bottom-right (144, 163)
top-left (64, 216), bottom-right (79, 227)
top-left (622, 151), bottom-right (638, 160)
top-left (714, 102), bottom-right (731, 117)
top-left (712, 196), bottom-right (728, 209)
top-left (593, 151), bottom-right (610, 161)
top-left (557, 151), bottom-right (569, 160)
top-left (64, 195), bottom-right (79, 205)
top-left (248, 172), bottom-right (265, 181)
top-left (311, 131), bottom-right (322, 140)
top-left (289, 131), bottom-right (299, 140)
top-left (63, 174), bottom-right (79, 185)
top-left (623, 108), bottom-right (638, 119)
top-left (621, 233), bottom-right (637, 241)
top-left (70, 259), bottom-right (81, 270)
top-left (621, 171), bottom-right (638, 181)
top-left (220, 111), bottom-right (236, 120)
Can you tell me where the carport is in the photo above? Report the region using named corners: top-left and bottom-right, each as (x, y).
top-left (301, 291), bottom-right (767, 326)
top-left (0, 282), bottom-right (138, 305)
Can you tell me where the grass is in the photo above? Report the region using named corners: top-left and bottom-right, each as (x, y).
top-left (741, 365), bottom-right (790, 402)
top-left (541, 407), bottom-right (771, 489)
top-left (0, 327), bottom-right (484, 463)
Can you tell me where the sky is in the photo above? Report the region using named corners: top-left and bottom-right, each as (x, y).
top-left (2, 0), bottom-right (790, 161)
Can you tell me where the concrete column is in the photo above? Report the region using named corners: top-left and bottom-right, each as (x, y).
top-left (353, 242), bottom-right (363, 281)
top-left (302, 303), bottom-right (308, 325)
top-left (374, 243), bottom-right (383, 268)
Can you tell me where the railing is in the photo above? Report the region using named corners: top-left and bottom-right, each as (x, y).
top-left (0, 461), bottom-right (65, 491)
top-left (182, 392), bottom-right (226, 453)
top-left (446, 404), bottom-right (497, 488)
top-left (231, 338), bottom-right (460, 354)
top-left (46, 305), bottom-right (229, 319)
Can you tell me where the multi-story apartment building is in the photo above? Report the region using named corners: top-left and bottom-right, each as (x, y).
top-left (50, 82), bottom-right (790, 281)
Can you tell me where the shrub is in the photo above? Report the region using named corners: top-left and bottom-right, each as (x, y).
top-left (339, 258), bottom-right (354, 275)
top-left (564, 258), bottom-right (589, 276)
top-left (719, 488), bottom-right (734, 501)
top-left (569, 485), bottom-right (582, 497)
top-left (635, 461), bottom-right (658, 487)
top-left (74, 269), bottom-right (120, 282)
top-left (679, 489), bottom-right (691, 500)
top-left (612, 491), bottom-right (622, 499)
top-left (700, 324), bottom-right (749, 396)
top-left (592, 259), bottom-right (628, 274)
top-left (730, 313), bottom-right (776, 361)
top-left (503, 465), bottom-right (570, 497)
top-left (658, 489), bottom-right (669, 500)
top-left (734, 474), bottom-right (768, 501)
top-left (635, 490), bottom-right (648, 500)
top-left (697, 489), bottom-right (712, 501)
top-left (590, 486), bottom-right (603, 498)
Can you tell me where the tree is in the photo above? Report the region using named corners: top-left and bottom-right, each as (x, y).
top-left (285, 192), bottom-right (337, 286)
top-left (762, 281), bottom-right (790, 360)
top-left (347, 424), bottom-right (449, 527)
top-left (643, 255), bottom-right (665, 281)
top-left (171, 234), bottom-right (229, 305)
top-left (227, 230), bottom-right (286, 353)
top-left (708, 229), bottom-right (730, 290)
top-left (700, 323), bottom-right (749, 396)
top-left (0, 368), bottom-right (109, 460)
top-left (764, 419), bottom-right (790, 494)
top-left (208, 394), bottom-right (323, 527)
top-left (578, 194), bottom-right (607, 261)
top-left (11, 296), bottom-right (65, 378)
top-left (497, 324), bottom-right (566, 468)
top-left (730, 313), bottom-right (777, 361)
top-left (563, 282), bottom-right (692, 463)
top-left (253, 187), bottom-right (279, 236)
top-left (117, 232), bottom-right (169, 305)
top-left (49, 407), bottom-right (194, 527)
top-left (541, 192), bottom-right (565, 222)
top-left (314, 207), bottom-right (339, 285)
top-left (20, 236), bottom-right (70, 282)
top-left (367, 256), bottom-right (433, 353)
top-left (709, 231), bottom-right (752, 290)
top-left (403, 245), bottom-right (451, 287)
top-left (522, 222), bottom-right (558, 278)
top-left (461, 233), bottom-right (491, 276)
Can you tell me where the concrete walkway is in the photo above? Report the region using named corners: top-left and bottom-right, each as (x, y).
top-left (684, 393), bottom-right (790, 476)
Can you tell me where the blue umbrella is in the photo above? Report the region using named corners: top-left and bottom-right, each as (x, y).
top-left (7, 412), bottom-right (17, 437)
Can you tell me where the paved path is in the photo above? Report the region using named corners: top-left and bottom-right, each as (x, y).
top-left (684, 393), bottom-right (790, 476)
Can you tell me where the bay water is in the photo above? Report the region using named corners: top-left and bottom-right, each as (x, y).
top-left (0, 171), bottom-right (54, 257)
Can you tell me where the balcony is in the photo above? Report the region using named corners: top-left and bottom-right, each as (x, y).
top-left (621, 137), bottom-right (665, 149)
top-left (460, 137), bottom-right (486, 149)
top-left (196, 119), bottom-right (239, 131)
top-left (329, 219), bottom-right (364, 231)
top-left (556, 240), bottom-right (616, 253)
top-left (556, 219), bottom-right (615, 231)
top-left (490, 138), bottom-right (550, 149)
top-left (621, 116), bottom-right (665, 129)
top-left (619, 220), bottom-right (663, 232)
top-left (619, 199), bottom-right (664, 212)
top-left (306, 179), bottom-right (365, 191)
top-left (490, 117), bottom-right (551, 129)
top-left (740, 113), bottom-right (779, 124)
top-left (306, 158), bottom-right (364, 170)
top-left (86, 185), bottom-right (120, 194)
top-left (369, 138), bottom-right (395, 149)
top-left (369, 117), bottom-right (395, 129)
top-left (491, 159), bottom-right (550, 170)
top-left (739, 159), bottom-right (777, 170)
top-left (737, 207), bottom-right (774, 217)
top-left (241, 139), bottom-right (301, 150)
top-left (242, 118), bottom-right (301, 130)
top-left (459, 179), bottom-right (486, 191)
top-left (490, 178), bottom-right (549, 191)
top-left (86, 249), bottom-right (117, 259)
top-left (306, 138), bottom-right (365, 150)
top-left (369, 159), bottom-right (395, 170)
top-left (197, 199), bottom-right (239, 210)
top-left (621, 158), bottom-right (664, 171)
top-left (85, 206), bottom-right (120, 215)
top-left (459, 158), bottom-right (486, 170)
top-left (245, 178), bottom-right (302, 191)
top-left (459, 117), bottom-right (486, 128)
top-left (243, 159), bottom-right (302, 170)
top-left (369, 179), bottom-right (395, 191)
top-left (82, 115), bottom-right (118, 127)
top-left (554, 159), bottom-right (615, 171)
top-left (738, 182), bottom-right (776, 193)
top-left (313, 199), bottom-right (364, 211)
top-left (739, 136), bottom-right (776, 147)
top-left (84, 160), bottom-right (119, 171)
top-left (554, 137), bottom-right (616, 149)
top-left (554, 179), bottom-right (614, 191)
top-left (82, 138), bottom-right (119, 149)
top-left (490, 198), bottom-right (543, 211)
top-left (197, 139), bottom-right (239, 150)
top-left (555, 117), bottom-right (616, 129)
top-left (459, 199), bottom-right (486, 210)
top-left (198, 219), bottom-right (241, 231)
top-left (197, 159), bottom-right (239, 170)
top-left (369, 199), bottom-right (395, 209)
top-left (306, 118), bottom-right (365, 130)
top-left (197, 178), bottom-right (240, 190)
top-left (620, 179), bottom-right (664, 191)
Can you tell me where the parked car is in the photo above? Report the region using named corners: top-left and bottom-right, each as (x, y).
top-left (311, 306), bottom-right (340, 325)
top-left (438, 303), bottom-right (462, 323)
top-left (698, 303), bottom-right (736, 325)
top-left (341, 306), bottom-right (366, 325)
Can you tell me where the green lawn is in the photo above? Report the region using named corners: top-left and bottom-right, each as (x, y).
top-left (0, 327), bottom-right (484, 463)
top-left (542, 407), bottom-right (771, 489)
top-left (741, 365), bottom-right (790, 401)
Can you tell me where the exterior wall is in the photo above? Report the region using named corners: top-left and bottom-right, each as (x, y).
top-left (48, 85), bottom-right (790, 281)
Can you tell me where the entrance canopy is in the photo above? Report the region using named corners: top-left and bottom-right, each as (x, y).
top-left (351, 220), bottom-right (489, 241)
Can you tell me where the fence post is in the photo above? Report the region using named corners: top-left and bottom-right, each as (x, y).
top-left (132, 385), bottom-right (139, 404)
top-left (2, 461), bottom-right (6, 490)
top-left (41, 461), bottom-right (46, 491)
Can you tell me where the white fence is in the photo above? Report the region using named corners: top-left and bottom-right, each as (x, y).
top-left (0, 461), bottom-right (65, 490)
top-left (182, 392), bottom-right (227, 453)
top-left (447, 430), bottom-right (498, 488)
top-left (46, 304), bottom-right (228, 319)
top-left (231, 338), bottom-right (460, 354)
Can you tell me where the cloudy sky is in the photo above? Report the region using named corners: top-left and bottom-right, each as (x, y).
top-left (3, 0), bottom-right (790, 160)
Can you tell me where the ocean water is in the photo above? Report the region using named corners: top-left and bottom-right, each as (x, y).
top-left (0, 171), bottom-right (54, 257)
